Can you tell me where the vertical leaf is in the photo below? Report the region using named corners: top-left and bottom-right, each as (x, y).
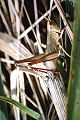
top-left (66, 0), bottom-right (74, 87)
top-left (0, 62), bottom-right (8, 120)
top-left (67, 0), bottom-right (80, 119)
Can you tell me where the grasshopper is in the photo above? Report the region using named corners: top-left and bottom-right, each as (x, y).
top-left (15, 11), bottom-right (69, 120)
top-left (15, 18), bottom-right (71, 70)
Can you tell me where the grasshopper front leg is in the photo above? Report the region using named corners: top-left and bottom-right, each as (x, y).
top-left (56, 26), bottom-right (71, 58)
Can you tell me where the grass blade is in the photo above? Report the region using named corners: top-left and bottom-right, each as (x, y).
top-left (0, 96), bottom-right (42, 120)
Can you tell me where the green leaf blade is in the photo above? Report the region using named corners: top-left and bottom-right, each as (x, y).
top-left (0, 96), bottom-right (42, 120)
top-left (67, 0), bottom-right (80, 119)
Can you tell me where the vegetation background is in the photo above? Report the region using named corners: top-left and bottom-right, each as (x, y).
top-left (0, 0), bottom-right (80, 120)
